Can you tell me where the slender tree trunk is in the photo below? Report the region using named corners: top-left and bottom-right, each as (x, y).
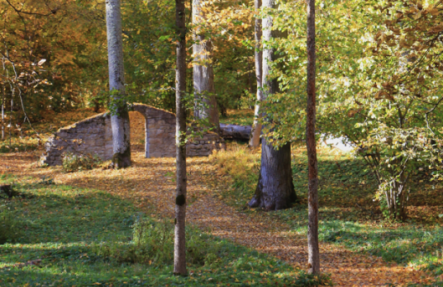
top-left (249, 0), bottom-right (263, 148)
top-left (248, 0), bottom-right (297, 211)
top-left (193, 0), bottom-right (220, 133)
top-left (9, 86), bottom-right (13, 147)
top-left (385, 180), bottom-right (407, 221)
top-left (306, 0), bottom-right (320, 275)
top-left (2, 59), bottom-right (5, 141)
top-left (105, 0), bottom-right (131, 168)
top-left (174, 0), bottom-right (187, 276)
top-left (1, 84), bottom-right (5, 141)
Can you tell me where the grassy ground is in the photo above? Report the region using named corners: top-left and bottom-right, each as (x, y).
top-left (2, 107), bottom-right (441, 285)
top-left (0, 174), bottom-right (329, 286)
top-left (219, 110), bottom-right (254, 126)
top-left (210, 143), bottom-right (443, 285)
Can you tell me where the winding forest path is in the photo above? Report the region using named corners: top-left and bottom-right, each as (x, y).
top-left (0, 148), bottom-right (434, 286)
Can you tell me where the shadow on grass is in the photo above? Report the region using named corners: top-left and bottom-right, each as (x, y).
top-left (0, 175), bottom-right (332, 287)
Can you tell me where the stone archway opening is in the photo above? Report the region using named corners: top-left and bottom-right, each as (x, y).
top-left (40, 104), bottom-right (226, 166)
top-left (129, 111), bottom-right (147, 154)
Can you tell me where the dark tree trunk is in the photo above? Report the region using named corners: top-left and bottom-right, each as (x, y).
top-left (1, 84), bottom-right (5, 140)
top-left (219, 102), bottom-right (228, 118)
top-left (306, 0), bottom-right (320, 275)
top-left (248, 0), bottom-right (297, 210)
top-left (174, 0), bottom-right (187, 276)
top-left (93, 99), bottom-right (101, 113)
top-left (249, 142), bottom-right (297, 210)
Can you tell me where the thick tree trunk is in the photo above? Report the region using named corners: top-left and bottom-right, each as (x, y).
top-left (249, 142), bottom-right (297, 210)
top-left (174, 0), bottom-right (187, 276)
top-left (248, 0), bottom-right (297, 211)
top-left (105, 0), bottom-right (131, 168)
top-left (306, 0), bottom-right (320, 275)
top-left (249, 0), bottom-right (263, 148)
top-left (193, 0), bottom-right (220, 133)
top-left (220, 124), bottom-right (251, 140)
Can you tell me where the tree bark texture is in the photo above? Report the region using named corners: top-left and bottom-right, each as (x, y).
top-left (249, 0), bottom-right (263, 148)
top-left (249, 142), bottom-right (297, 210)
top-left (174, 0), bottom-right (187, 276)
top-left (1, 84), bottom-right (5, 140)
top-left (105, 0), bottom-right (131, 168)
top-left (248, 0), bottom-right (297, 211)
top-left (385, 180), bottom-right (407, 221)
top-left (193, 0), bottom-right (220, 133)
top-left (306, 0), bottom-right (320, 275)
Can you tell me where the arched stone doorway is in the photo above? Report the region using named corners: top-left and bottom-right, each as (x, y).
top-left (40, 104), bottom-right (225, 166)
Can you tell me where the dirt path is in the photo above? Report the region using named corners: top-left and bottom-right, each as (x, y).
top-left (0, 150), bottom-right (434, 286)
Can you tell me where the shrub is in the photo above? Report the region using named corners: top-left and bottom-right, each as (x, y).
top-left (62, 152), bottom-right (102, 172)
top-left (0, 204), bottom-right (22, 244)
top-left (93, 216), bottom-right (222, 266)
top-left (358, 126), bottom-right (442, 221)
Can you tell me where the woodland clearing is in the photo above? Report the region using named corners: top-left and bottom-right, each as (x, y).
top-left (0, 110), bottom-right (441, 286)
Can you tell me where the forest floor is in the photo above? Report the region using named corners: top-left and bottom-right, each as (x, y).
top-left (0, 109), bottom-right (442, 286)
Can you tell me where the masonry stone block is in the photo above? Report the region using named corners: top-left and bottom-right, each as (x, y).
top-left (40, 104), bottom-right (225, 166)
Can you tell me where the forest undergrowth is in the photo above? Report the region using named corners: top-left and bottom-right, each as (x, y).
top-left (0, 109), bottom-right (439, 286)
top-left (210, 143), bottom-right (443, 285)
top-left (0, 174), bottom-right (329, 286)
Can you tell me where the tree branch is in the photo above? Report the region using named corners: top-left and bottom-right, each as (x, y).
top-left (5, 0), bottom-right (55, 17)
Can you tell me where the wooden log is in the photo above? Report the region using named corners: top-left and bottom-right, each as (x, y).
top-left (220, 124), bottom-right (252, 140)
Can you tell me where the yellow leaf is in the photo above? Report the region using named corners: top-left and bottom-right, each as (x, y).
top-left (413, 12), bottom-right (422, 20)
top-left (428, 8), bottom-right (440, 16)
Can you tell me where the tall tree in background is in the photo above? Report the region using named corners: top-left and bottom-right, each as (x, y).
top-left (174, 0), bottom-right (188, 276)
top-left (248, 0), bottom-right (297, 210)
top-left (105, 0), bottom-right (131, 168)
top-left (249, 0), bottom-right (263, 148)
top-left (193, 0), bottom-right (220, 133)
top-left (306, 0), bottom-right (320, 275)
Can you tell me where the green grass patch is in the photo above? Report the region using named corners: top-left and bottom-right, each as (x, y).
top-left (0, 141), bottom-right (38, 153)
top-left (219, 109), bottom-right (254, 126)
top-left (211, 144), bottom-right (443, 283)
top-left (0, 174), bottom-right (331, 286)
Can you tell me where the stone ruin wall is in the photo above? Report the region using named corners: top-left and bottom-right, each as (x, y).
top-left (40, 104), bottom-right (226, 166)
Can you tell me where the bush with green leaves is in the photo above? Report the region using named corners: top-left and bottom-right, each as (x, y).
top-left (93, 216), bottom-right (222, 267)
top-left (358, 126), bottom-right (442, 220)
top-left (62, 152), bottom-right (102, 172)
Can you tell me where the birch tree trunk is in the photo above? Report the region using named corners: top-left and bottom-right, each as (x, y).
top-left (174, 0), bottom-right (187, 276)
top-left (193, 0), bottom-right (220, 133)
top-left (105, 0), bottom-right (131, 168)
top-left (249, 0), bottom-right (263, 148)
top-left (248, 0), bottom-right (297, 210)
top-left (306, 0), bottom-right (320, 275)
